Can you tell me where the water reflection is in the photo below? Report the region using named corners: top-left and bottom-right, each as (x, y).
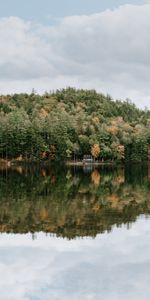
top-left (1, 217), bottom-right (150, 300)
top-left (0, 164), bottom-right (149, 238)
top-left (0, 165), bottom-right (150, 300)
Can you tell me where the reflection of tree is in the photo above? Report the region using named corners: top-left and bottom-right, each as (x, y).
top-left (91, 170), bottom-right (100, 186)
top-left (0, 165), bottom-right (149, 239)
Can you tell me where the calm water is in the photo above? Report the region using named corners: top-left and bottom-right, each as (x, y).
top-left (0, 164), bottom-right (150, 299)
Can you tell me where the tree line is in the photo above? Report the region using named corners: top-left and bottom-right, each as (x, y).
top-left (0, 88), bottom-right (150, 162)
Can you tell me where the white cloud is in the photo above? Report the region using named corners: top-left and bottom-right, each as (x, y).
top-left (1, 217), bottom-right (150, 299)
top-left (0, 5), bottom-right (150, 107)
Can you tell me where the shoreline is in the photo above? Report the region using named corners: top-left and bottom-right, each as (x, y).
top-left (66, 161), bottom-right (116, 166)
top-left (0, 158), bottom-right (149, 168)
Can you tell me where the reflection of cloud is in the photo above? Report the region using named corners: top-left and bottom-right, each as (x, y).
top-left (1, 5), bottom-right (150, 107)
top-left (0, 217), bottom-right (150, 299)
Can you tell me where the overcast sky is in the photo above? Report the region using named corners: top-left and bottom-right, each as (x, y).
top-left (0, 0), bottom-right (150, 108)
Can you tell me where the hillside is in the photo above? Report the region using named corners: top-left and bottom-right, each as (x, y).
top-left (0, 88), bottom-right (150, 162)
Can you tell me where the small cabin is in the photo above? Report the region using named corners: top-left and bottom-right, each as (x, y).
top-left (83, 155), bottom-right (94, 163)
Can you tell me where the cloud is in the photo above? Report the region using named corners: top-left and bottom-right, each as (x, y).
top-left (0, 4), bottom-right (150, 107)
top-left (1, 218), bottom-right (150, 299)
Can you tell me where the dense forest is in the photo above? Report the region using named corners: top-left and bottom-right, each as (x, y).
top-left (0, 88), bottom-right (150, 162)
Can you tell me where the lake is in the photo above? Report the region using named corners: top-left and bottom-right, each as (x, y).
top-left (0, 164), bottom-right (150, 300)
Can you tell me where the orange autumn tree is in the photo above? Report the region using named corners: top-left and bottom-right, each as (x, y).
top-left (91, 144), bottom-right (101, 161)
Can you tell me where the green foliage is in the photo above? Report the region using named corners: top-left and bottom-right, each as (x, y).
top-left (0, 88), bottom-right (150, 161)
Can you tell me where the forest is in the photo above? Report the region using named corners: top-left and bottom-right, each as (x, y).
top-left (0, 87), bottom-right (150, 162)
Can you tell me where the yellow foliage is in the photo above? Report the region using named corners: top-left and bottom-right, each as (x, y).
top-left (91, 170), bottom-right (101, 186)
top-left (92, 203), bottom-right (101, 212)
top-left (111, 117), bottom-right (123, 125)
top-left (117, 145), bottom-right (125, 159)
top-left (92, 117), bottom-right (100, 125)
top-left (91, 144), bottom-right (101, 158)
top-left (107, 126), bottom-right (118, 135)
top-left (15, 166), bottom-right (23, 175)
top-left (16, 155), bottom-right (23, 161)
top-left (39, 108), bottom-right (48, 118)
top-left (40, 208), bottom-right (48, 221)
top-left (107, 194), bottom-right (119, 208)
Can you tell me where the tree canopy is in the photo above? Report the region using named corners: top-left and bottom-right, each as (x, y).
top-left (0, 88), bottom-right (150, 162)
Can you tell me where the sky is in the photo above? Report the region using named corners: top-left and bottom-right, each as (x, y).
top-left (0, 0), bottom-right (150, 108)
top-left (0, 0), bottom-right (143, 22)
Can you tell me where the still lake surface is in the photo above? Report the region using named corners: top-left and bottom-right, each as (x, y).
top-left (0, 164), bottom-right (150, 300)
